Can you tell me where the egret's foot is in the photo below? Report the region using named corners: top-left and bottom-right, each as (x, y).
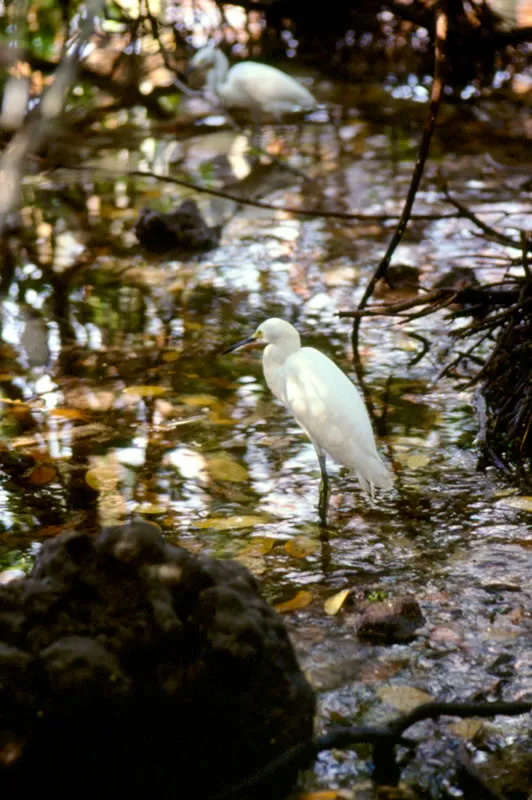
top-left (318, 476), bottom-right (330, 526)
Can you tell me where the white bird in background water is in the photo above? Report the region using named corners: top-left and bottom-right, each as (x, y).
top-left (187, 44), bottom-right (317, 122)
top-left (224, 318), bottom-right (393, 524)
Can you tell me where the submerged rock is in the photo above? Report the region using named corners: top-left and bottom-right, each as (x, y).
top-left (356, 596), bottom-right (425, 644)
top-left (0, 520), bottom-right (315, 799)
top-left (134, 198), bottom-right (222, 253)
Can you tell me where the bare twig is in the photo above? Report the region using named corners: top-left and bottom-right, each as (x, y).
top-left (441, 184), bottom-right (532, 252)
top-left (44, 161), bottom-right (461, 222)
top-left (521, 230), bottom-right (532, 279)
top-left (433, 332), bottom-right (492, 382)
top-left (339, 284), bottom-right (523, 321)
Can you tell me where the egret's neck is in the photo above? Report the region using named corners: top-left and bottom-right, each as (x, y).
top-left (262, 333), bottom-right (300, 401)
top-left (206, 49), bottom-right (229, 93)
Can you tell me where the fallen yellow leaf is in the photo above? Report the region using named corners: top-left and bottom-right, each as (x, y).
top-left (377, 685), bottom-right (433, 712)
top-left (406, 454), bottom-right (430, 469)
top-left (85, 466), bottom-right (119, 492)
top-left (449, 718), bottom-right (484, 739)
top-left (162, 351), bottom-right (180, 362)
top-left (0, 397), bottom-right (30, 406)
top-left (123, 385), bottom-right (169, 398)
top-left (207, 457), bottom-right (248, 483)
top-left (192, 515), bottom-right (267, 531)
top-left (497, 496), bottom-right (532, 512)
top-left (324, 589), bottom-right (351, 616)
top-left (274, 590), bottom-right (313, 614)
top-left (284, 537), bottom-right (320, 558)
top-left (179, 394), bottom-right (220, 407)
top-left (239, 537), bottom-right (276, 555)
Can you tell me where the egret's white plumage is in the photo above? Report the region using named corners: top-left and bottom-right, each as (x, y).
top-left (188, 45), bottom-right (316, 118)
top-left (224, 318), bottom-right (393, 520)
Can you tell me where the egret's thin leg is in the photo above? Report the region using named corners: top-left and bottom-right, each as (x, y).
top-left (249, 107), bottom-right (262, 152)
top-left (317, 449), bottom-right (330, 526)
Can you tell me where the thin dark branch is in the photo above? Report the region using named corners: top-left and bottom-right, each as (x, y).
top-left (406, 331), bottom-right (431, 366)
top-left (351, 1), bottom-right (448, 365)
top-left (521, 231), bottom-right (531, 279)
top-left (208, 699), bottom-right (532, 800)
top-left (387, 699), bottom-right (532, 736)
top-left (441, 184), bottom-right (532, 252)
top-left (339, 285), bottom-right (523, 321)
top-left (45, 161), bottom-right (461, 222)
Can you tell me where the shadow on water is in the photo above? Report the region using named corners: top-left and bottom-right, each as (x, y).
top-left (1, 89), bottom-right (531, 794)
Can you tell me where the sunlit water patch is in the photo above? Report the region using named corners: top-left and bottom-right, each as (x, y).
top-left (1, 90), bottom-right (531, 795)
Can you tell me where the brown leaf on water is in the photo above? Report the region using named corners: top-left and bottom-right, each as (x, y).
top-left (324, 589), bottom-right (351, 616)
top-left (377, 685), bottom-right (433, 712)
top-left (136, 504), bottom-right (166, 516)
top-left (239, 537), bottom-right (276, 555)
top-left (25, 449), bottom-right (52, 462)
top-left (274, 590), bottom-right (313, 614)
top-left (49, 407), bottom-right (89, 420)
top-left (284, 537), bottom-right (320, 559)
top-left (26, 464), bottom-right (57, 485)
top-left (298, 792), bottom-right (339, 800)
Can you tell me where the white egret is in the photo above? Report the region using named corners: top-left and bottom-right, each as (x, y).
top-left (187, 44), bottom-right (317, 122)
top-left (224, 318), bottom-right (393, 523)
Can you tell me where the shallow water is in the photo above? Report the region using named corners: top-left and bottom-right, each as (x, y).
top-left (1, 86), bottom-right (531, 794)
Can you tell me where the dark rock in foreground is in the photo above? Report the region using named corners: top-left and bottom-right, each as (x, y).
top-left (0, 521), bottom-right (315, 798)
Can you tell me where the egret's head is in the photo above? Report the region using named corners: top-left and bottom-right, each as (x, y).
top-left (223, 318), bottom-right (300, 354)
top-left (188, 44), bottom-right (219, 72)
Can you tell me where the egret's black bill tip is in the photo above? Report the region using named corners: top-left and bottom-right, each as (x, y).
top-left (222, 335), bottom-right (254, 355)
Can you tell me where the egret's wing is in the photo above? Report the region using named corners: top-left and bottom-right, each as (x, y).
top-left (225, 63), bottom-right (315, 111)
top-left (281, 348), bottom-right (392, 491)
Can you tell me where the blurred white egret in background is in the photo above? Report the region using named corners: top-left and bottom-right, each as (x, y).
top-left (224, 318), bottom-right (393, 524)
top-left (187, 44), bottom-right (316, 126)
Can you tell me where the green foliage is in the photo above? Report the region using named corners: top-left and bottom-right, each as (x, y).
top-left (0, 547), bottom-right (33, 574)
top-left (367, 590), bottom-right (389, 603)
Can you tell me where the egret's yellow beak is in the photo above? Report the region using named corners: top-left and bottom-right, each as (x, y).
top-left (222, 332), bottom-right (262, 354)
